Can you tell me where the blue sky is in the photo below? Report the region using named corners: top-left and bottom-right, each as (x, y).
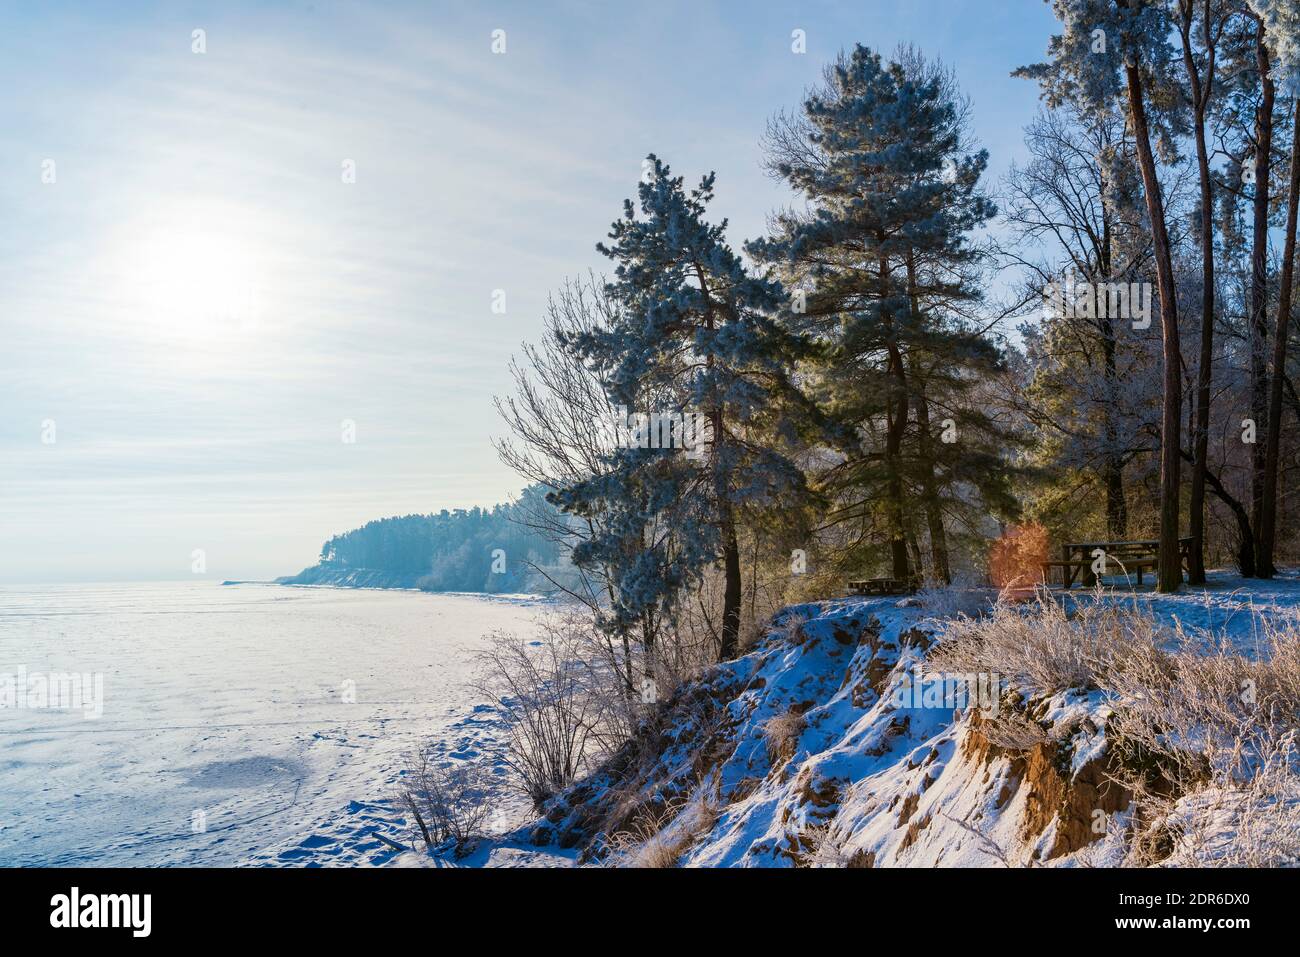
top-left (0, 1), bottom-right (1058, 583)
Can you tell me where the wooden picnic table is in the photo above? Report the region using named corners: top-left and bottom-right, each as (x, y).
top-left (1041, 538), bottom-right (1193, 588)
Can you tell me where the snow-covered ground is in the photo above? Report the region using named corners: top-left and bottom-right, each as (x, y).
top-left (4, 571), bottom-right (1294, 868)
top-left (0, 582), bottom-right (548, 866)
top-left (1069, 567), bottom-right (1300, 655)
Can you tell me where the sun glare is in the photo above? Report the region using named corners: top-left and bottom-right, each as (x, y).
top-left (135, 228), bottom-right (262, 341)
top-left (107, 203), bottom-right (271, 355)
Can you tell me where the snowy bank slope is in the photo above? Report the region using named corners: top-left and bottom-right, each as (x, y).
top-left (526, 596), bottom-right (1073, 865)
top-left (525, 580), bottom-right (1297, 868)
top-left (275, 565), bottom-right (427, 590)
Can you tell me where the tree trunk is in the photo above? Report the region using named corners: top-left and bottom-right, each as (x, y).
top-left (641, 610), bottom-right (656, 685)
top-left (909, 377), bottom-right (949, 581)
top-left (1249, 28), bottom-right (1275, 575)
top-left (1103, 455), bottom-right (1129, 540)
top-left (907, 529), bottom-right (925, 582)
top-left (710, 398), bottom-right (741, 661)
top-left (1125, 59), bottom-right (1183, 592)
top-left (881, 253), bottom-right (911, 581)
top-left (1097, 169), bottom-right (1128, 541)
top-left (1181, 1), bottom-right (1217, 585)
top-left (885, 349), bottom-right (911, 581)
top-left (1260, 98), bottom-right (1299, 577)
top-left (712, 403), bottom-right (743, 657)
top-left (697, 265), bottom-right (742, 661)
top-left (914, 387), bottom-right (951, 584)
top-left (1100, 316), bottom-right (1129, 539)
top-left (719, 510), bottom-right (742, 660)
top-left (1181, 447), bottom-right (1256, 574)
top-left (906, 257), bottom-right (950, 583)
top-left (620, 631), bottom-right (635, 695)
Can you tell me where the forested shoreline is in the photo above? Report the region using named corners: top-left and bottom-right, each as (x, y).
top-left (279, 486), bottom-right (574, 594)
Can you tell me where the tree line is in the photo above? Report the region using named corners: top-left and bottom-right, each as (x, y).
top-left (312, 485), bottom-right (567, 593)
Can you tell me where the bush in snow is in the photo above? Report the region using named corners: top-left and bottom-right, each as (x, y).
top-left (397, 751), bottom-right (492, 857)
top-left (595, 785), bottom-right (721, 868)
top-left (474, 623), bottom-right (600, 808)
top-left (1102, 619), bottom-right (1300, 867)
top-left (931, 591), bottom-right (1157, 694)
top-left (913, 570), bottom-right (997, 622)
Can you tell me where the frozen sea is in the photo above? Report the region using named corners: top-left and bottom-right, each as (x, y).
top-left (0, 582), bottom-right (548, 866)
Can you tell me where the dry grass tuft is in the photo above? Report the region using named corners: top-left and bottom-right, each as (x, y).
top-left (595, 782), bottom-right (723, 868)
top-left (767, 611), bottom-right (809, 649)
top-left (763, 708), bottom-right (808, 765)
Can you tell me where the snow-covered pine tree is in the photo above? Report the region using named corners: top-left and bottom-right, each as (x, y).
top-left (552, 157), bottom-right (812, 663)
top-left (750, 45), bottom-right (1004, 583)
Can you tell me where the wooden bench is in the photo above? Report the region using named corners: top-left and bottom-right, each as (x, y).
top-left (1039, 559), bottom-right (1085, 588)
top-left (1127, 558), bottom-right (1158, 586)
top-left (848, 577), bottom-right (918, 596)
top-left (1043, 557), bottom-right (1162, 586)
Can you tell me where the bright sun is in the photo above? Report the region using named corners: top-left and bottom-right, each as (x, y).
top-left (135, 227), bottom-right (261, 342)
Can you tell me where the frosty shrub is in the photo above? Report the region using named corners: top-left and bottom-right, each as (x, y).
top-left (914, 570), bottom-right (996, 622)
top-left (556, 608), bottom-right (653, 754)
top-left (931, 591), bottom-right (1157, 694)
top-left (595, 785), bottom-right (721, 868)
top-left (766, 610), bottom-right (808, 648)
top-left (475, 623), bottom-right (599, 807)
top-left (800, 823), bottom-right (844, 867)
top-left (398, 750), bottom-right (492, 856)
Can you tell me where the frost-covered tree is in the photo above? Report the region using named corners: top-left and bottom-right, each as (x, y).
top-left (1008, 0), bottom-right (1300, 577)
top-left (554, 158), bottom-right (812, 662)
top-left (1003, 104), bottom-right (1156, 541)
top-left (1198, 0), bottom-right (1299, 576)
top-left (1174, 0), bottom-right (1229, 583)
top-left (1249, 0), bottom-right (1300, 96)
top-left (751, 45), bottom-right (1008, 582)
